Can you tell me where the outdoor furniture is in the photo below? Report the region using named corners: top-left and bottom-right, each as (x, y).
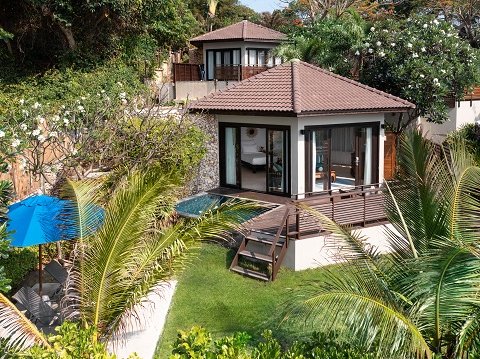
top-left (12, 287), bottom-right (59, 326)
top-left (31, 282), bottom-right (61, 299)
top-left (45, 260), bottom-right (68, 285)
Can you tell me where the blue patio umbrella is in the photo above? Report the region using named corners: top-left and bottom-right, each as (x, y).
top-left (7, 194), bottom-right (103, 293)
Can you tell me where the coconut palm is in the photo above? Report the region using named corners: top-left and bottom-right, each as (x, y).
top-left (288, 130), bottom-right (480, 359)
top-left (0, 167), bottom-right (258, 351)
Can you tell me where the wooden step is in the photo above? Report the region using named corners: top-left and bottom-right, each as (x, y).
top-left (238, 250), bottom-right (273, 263)
top-left (230, 265), bottom-right (270, 281)
top-left (246, 236), bottom-right (284, 247)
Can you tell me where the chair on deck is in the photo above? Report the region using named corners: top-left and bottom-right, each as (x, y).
top-left (12, 287), bottom-right (59, 326)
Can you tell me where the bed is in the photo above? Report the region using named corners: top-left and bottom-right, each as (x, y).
top-left (241, 143), bottom-right (266, 172)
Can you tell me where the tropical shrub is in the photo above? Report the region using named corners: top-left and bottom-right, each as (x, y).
top-left (169, 326), bottom-right (374, 359)
top-left (361, 14), bottom-right (479, 126)
top-left (1, 247), bottom-right (37, 293)
top-left (0, 180), bottom-right (13, 293)
top-left (288, 130), bottom-right (480, 358)
top-left (446, 123), bottom-right (480, 161)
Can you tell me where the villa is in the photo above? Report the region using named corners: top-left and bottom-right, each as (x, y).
top-left (189, 59), bottom-right (415, 280)
top-left (172, 20), bottom-right (286, 100)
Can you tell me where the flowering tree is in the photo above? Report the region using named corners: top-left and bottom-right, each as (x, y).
top-left (0, 85), bottom-right (206, 193)
top-left (360, 15), bottom-right (480, 129)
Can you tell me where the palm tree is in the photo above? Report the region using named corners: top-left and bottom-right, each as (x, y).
top-left (0, 167), bottom-right (257, 351)
top-left (288, 130), bottom-right (480, 359)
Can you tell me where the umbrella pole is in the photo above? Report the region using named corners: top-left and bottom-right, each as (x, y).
top-left (38, 244), bottom-right (42, 295)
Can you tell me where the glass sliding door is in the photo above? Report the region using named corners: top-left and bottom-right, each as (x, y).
top-left (220, 123), bottom-right (290, 195)
top-left (267, 129), bottom-right (288, 193)
top-left (220, 126), bottom-right (239, 187)
top-left (305, 124), bottom-right (379, 193)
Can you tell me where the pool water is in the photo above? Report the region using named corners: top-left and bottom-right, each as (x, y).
top-left (175, 193), bottom-right (272, 221)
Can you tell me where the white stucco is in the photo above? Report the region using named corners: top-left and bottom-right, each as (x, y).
top-left (175, 80), bottom-right (236, 101)
top-left (216, 113), bottom-right (386, 198)
top-left (282, 223), bottom-right (395, 271)
top-left (420, 100), bottom-right (480, 143)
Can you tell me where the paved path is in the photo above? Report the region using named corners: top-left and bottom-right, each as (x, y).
top-left (108, 280), bottom-right (177, 359)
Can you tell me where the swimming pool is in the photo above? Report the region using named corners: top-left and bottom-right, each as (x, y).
top-left (175, 193), bottom-right (273, 221)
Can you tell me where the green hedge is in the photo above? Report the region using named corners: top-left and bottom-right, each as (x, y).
top-left (169, 326), bottom-right (375, 359)
top-left (2, 247), bottom-right (37, 293)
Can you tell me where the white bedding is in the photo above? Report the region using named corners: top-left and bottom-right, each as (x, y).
top-left (241, 152), bottom-right (266, 166)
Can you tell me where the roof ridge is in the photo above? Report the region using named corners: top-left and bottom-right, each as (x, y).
top-left (242, 20), bottom-right (247, 39)
top-left (291, 60), bottom-right (301, 113)
top-left (300, 61), bottom-right (415, 107)
top-left (190, 21), bottom-right (242, 41)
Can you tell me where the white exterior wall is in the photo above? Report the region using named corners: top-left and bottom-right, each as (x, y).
top-left (420, 100), bottom-right (480, 143)
top-left (175, 80), bottom-right (236, 101)
top-left (283, 223), bottom-right (395, 271)
top-left (216, 113), bottom-right (386, 198)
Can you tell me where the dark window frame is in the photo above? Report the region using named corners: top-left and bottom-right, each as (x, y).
top-left (218, 122), bottom-right (292, 196)
top-left (205, 48), bottom-right (241, 80)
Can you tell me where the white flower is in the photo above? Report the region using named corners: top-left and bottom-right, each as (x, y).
top-left (37, 134), bottom-right (46, 142)
top-left (440, 29), bottom-right (445, 34)
top-left (368, 48), bottom-right (374, 53)
top-left (19, 99), bottom-right (25, 105)
top-left (119, 92), bottom-right (127, 99)
top-left (433, 78), bottom-right (439, 82)
top-left (421, 47), bottom-right (426, 52)
top-left (77, 105), bottom-right (85, 112)
top-left (355, 50), bottom-right (360, 56)
top-left (11, 139), bottom-right (20, 148)
top-left (116, 82), bottom-right (123, 87)
top-left (81, 96), bottom-right (86, 101)
top-left (63, 118), bottom-right (70, 125)
top-left (121, 99), bottom-right (128, 105)
top-left (370, 27), bottom-right (375, 32)
top-left (32, 128), bottom-right (41, 137)
top-left (391, 43), bottom-right (396, 47)
top-left (378, 51), bottom-right (385, 57)
top-left (38, 117), bottom-right (45, 124)
top-left (376, 41), bottom-right (382, 46)
top-left (365, 42), bottom-right (370, 47)
top-left (382, 29), bottom-right (389, 33)
top-left (420, 74), bottom-right (425, 78)
top-left (101, 89), bottom-right (106, 94)
top-left (22, 109), bottom-right (29, 116)
top-left (32, 102), bottom-right (41, 109)
top-left (52, 115), bottom-right (60, 122)
top-left (440, 69), bottom-right (446, 74)
top-left (412, 52), bottom-right (419, 58)
top-left (433, 19), bottom-right (439, 25)
top-left (49, 131), bottom-right (58, 138)
top-left (423, 24), bottom-right (428, 28)
top-left (407, 43), bottom-right (413, 48)
top-left (20, 123), bottom-right (27, 131)
top-left (0, 130), bottom-right (5, 138)
top-left (20, 159), bottom-right (27, 170)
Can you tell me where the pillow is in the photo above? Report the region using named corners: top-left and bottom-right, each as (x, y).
top-left (242, 144), bottom-right (258, 153)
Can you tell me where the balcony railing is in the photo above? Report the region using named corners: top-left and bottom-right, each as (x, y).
top-left (173, 63), bottom-right (272, 82)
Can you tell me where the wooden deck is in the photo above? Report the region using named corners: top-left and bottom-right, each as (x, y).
top-left (212, 184), bottom-right (387, 240)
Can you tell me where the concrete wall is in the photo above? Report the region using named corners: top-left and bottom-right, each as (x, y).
top-left (175, 80), bottom-right (237, 101)
top-left (283, 223), bottom-right (395, 271)
top-left (216, 113), bottom-right (386, 198)
top-left (420, 100), bottom-right (480, 143)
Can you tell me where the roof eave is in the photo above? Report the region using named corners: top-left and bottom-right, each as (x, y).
top-left (190, 38), bottom-right (285, 47)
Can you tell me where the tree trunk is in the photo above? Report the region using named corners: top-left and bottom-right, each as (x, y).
top-left (57, 23), bottom-right (76, 51)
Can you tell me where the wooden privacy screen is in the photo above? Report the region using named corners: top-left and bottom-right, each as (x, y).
top-left (384, 131), bottom-right (397, 180)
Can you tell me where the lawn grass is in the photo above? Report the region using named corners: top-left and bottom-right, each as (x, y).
top-left (154, 242), bottom-right (329, 358)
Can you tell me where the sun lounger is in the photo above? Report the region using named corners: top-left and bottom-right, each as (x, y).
top-left (12, 287), bottom-right (58, 326)
top-left (44, 260), bottom-right (68, 285)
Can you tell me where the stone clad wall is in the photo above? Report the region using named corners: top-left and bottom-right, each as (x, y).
top-left (188, 113), bottom-right (219, 194)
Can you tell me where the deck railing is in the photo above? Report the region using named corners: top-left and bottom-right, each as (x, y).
top-left (288, 184), bottom-right (386, 240)
top-left (173, 63), bottom-right (272, 82)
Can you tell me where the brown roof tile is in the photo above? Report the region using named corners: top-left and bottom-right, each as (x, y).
top-left (189, 60), bottom-right (415, 115)
top-left (190, 20), bottom-right (286, 46)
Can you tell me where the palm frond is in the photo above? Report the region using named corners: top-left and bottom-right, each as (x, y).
top-left (456, 309), bottom-right (480, 358)
top-left (0, 293), bottom-right (49, 350)
top-left (286, 264), bottom-right (432, 359)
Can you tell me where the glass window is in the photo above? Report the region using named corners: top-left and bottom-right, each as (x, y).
top-left (248, 49), bottom-right (257, 65)
top-left (233, 49), bottom-right (241, 65)
top-left (207, 51), bottom-right (214, 80)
